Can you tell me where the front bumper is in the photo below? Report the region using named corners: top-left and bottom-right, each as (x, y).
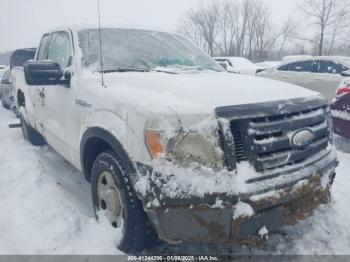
top-left (138, 149), bottom-right (338, 244)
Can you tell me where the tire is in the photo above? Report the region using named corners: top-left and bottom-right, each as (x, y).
top-left (91, 151), bottom-right (158, 254)
top-left (1, 96), bottom-right (9, 109)
top-left (20, 114), bottom-right (46, 146)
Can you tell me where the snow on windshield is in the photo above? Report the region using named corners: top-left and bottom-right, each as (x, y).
top-left (78, 28), bottom-right (222, 72)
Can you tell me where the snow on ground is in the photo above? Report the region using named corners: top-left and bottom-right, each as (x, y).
top-left (0, 108), bottom-right (122, 255)
top-left (0, 106), bottom-right (350, 255)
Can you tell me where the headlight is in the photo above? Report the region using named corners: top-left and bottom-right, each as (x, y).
top-left (145, 117), bottom-right (224, 169)
top-left (145, 130), bottom-right (166, 158)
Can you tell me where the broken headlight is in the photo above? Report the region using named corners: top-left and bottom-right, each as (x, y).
top-left (145, 117), bottom-right (224, 169)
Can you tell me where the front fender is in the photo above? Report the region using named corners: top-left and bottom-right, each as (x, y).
top-left (78, 109), bottom-right (151, 174)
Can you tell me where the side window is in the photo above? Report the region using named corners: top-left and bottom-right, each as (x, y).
top-left (277, 64), bottom-right (289, 71)
top-left (316, 60), bottom-right (348, 74)
top-left (2, 70), bottom-right (9, 81)
top-left (48, 32), bottom-right (72, 69)
top-left (288, 60), bottom-right (313, 72)
top-left (337, 63), bottom-right (349, 73)
top-left (37, 34), bottom-right (52, 60)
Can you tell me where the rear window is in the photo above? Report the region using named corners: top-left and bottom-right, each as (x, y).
top-left (315, 60), bottom-right (349, 74)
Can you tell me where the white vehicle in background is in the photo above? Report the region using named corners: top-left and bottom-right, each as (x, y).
top-left (0, 65), bottom-right (7, 79)
top-left (0, 65), bottom-right (8, 105)
top-left (258, 56), bottom-right (350, 103)
top-left (214, 56), bottom-right (261, 75)
top-left (17, 25), bottom-right (337, 254)
top-left (9, 48), bottom-right (36, 116)
top-left (0, 68), bottom-right (13, 109)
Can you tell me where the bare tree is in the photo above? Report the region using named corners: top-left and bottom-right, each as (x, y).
top-left (178, 1), bottom-right (221, 56)
top-left (299, 0), bottom-right (349, 56)
top-left (276, 18), bottom-right (298, 58)
top-left (177, 0), bottom-right (300, 60)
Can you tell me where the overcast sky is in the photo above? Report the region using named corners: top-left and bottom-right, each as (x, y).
top-left (0, 0), bottom-right (303, 53)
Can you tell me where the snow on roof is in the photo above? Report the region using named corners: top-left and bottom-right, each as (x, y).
top-left (282, 55), bottom-right (313, 62)
top-left (50, 22), bottom-right (176, 35)
top-left (279, 55), bottom-right (350, 66)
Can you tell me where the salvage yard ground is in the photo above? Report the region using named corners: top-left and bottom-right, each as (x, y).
top-left (0, 106), bottom-right (350, 255)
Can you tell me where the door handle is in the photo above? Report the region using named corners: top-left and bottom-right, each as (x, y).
top-left (39, 90), bottom-right (45, 99)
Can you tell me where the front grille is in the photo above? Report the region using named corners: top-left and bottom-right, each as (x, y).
top-left (216, 97), bottom-right (330, 173)
top-left (231, 122), bottom-right (247, 162)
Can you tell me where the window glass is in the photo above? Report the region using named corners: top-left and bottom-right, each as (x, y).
top-left (315, 60), bottom-right (349, 74)
top-left (3, 70), bottom-right (8, 80)
top-left (339, 63), bottom-right (349, 72)
top-left (2, 69), bottom-right (10, 81)
top-left (288, 60), bottom-right (313, 72)
top-left (277, 64), bottom-right (289, 71)
top-left (78, 28), bottom-right (223, 72)
top-left (48, 32), bottom-right (72, 69)
top-left (37, 34), bottom-right (52, 60)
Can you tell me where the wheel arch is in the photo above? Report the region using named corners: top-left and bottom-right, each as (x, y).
top-left (17, 89), bottom-right (25, 107)
top-left (80, 127), bottom-right (136, 182)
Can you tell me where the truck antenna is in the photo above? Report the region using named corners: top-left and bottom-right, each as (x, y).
top-left (98, 0), bottom-right (106, 87)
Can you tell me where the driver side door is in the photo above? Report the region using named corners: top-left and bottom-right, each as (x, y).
top-left (40, 30), bottom-right (79, 163)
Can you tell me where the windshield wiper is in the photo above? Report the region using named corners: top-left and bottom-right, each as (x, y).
top-left (158, 65), bottom-right (222, 73)
top-left (101, 67), bottom-right (150, 73)
top-left (151, 68), bottom-right (179, 74)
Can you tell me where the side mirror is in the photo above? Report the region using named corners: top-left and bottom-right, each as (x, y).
top-left (24, 60), bottom-right (63, 85)
top-left (341, 70), bottom-right (350, 77)
top-left (218, 62), bottom-right (228, 70)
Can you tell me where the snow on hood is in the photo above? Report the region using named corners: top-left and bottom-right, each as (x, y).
top-left (102, 71), bottom-right (322, 115)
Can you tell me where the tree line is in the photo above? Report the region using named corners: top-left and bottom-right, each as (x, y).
top-left (177, 0), bottom-right (350, 61)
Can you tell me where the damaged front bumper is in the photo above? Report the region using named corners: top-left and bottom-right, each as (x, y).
top-left (136, 148), bottom-right (338, 245)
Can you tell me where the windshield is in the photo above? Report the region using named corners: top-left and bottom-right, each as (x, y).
top-left (78, 28), bottom-right (222, 72)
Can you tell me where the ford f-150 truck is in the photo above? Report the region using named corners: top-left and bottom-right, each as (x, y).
top-left (18, 25), bottom-right (337, 254)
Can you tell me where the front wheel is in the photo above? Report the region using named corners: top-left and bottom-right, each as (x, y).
top-left (91, 151), bottom-right (158, 254)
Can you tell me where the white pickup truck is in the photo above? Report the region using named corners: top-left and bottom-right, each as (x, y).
top-left (18, 25), bottom-right (337, 253)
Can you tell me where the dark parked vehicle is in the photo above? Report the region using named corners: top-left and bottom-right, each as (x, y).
top-left (331, 78), bottom-right (350, 139)
top-left (0, 68), bottom-right (12, 109)
top-left (1, 48), bottom-right (36, 113)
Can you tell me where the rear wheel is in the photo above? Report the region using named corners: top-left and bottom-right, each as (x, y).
top-left (20, 114), bottom-right (46, 146)
top-left (91, 151), bottom-right (158, 254)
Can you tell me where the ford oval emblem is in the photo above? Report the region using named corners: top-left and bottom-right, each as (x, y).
top-left (291, 129), bottom-right (315, 148)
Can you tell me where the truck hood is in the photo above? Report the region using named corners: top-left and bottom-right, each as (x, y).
top-left (103, 71), bottom-right (322, 115)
